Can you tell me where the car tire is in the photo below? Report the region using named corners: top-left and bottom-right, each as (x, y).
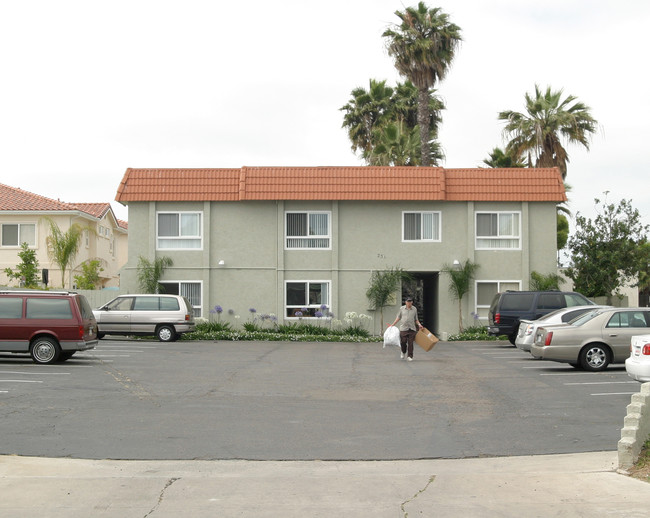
top-left (30, 337), bottom-right (61, 364)
top-left (97, 332), bottom-right (105, 340)
top-left (579, 344), bottom-right (611, 371)
top-left (156, 325), bottom-right (177, 342)
top-left (569, 362), bottom-right (582, 369)
top-left (508, 331), bottom-right (517, 346)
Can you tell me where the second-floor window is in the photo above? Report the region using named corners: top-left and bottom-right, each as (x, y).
top-left (403, 212), bottom-right (440, 242)
top-left (157, 212), bottom-right (202, 249)
top-left (1, 223), bottom-right (36, 247)
top-left (476, 212), bottom-right (521, 249)
top-left (286, 212), bottom-right (330, 249)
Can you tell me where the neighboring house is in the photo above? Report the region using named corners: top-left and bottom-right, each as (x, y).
top-left (0, 183), bottom-right (128, 289)
top-left (115, 166), bottom-right (565, 337)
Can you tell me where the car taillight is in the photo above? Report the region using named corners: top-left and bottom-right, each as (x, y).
top-left (643, 344), bottom-right (650, 355)
top-left (495, 313), bottom-right (500, 324)
top-left (185, 314), bottom-right (190, 321)
top-left (79, 325), bottom-right (85, 339)
top-left (544, 332), bottom-right (553, 346)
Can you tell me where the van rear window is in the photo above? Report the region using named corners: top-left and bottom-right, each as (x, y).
top-left (26, 298), bottom-right (73, 319)
top-left (0, 298), bottom-right (23, 319)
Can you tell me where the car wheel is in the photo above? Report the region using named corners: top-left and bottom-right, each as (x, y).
top-left (30, 337), bottom-right (61, 364)
top-left (97, 332), bottom-right (105, 340)
top-left (579, 344), bottom-right (611, 371)
top-left (508, 331), bottom-right (517, 346)
top-left (156, 325), bottom-right (176, 342)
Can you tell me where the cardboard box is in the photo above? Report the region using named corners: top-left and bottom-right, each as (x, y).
top-left (415, 327), bottom-right (439, 351)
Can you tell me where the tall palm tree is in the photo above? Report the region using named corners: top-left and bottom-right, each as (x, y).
top-left (383, 3), bottom-right (461, 166)
top-left (482, 147), bottom-right (527, 168)
top-left (45, 219), bottom-right (85, 288)
top-left (498, 85), bottom-right (598, 180)
top-left (340, 79), bottom-right (445, 166)
top-left (340, 79), bottom-right (395, 164)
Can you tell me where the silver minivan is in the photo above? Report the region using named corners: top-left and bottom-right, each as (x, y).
top-left (93, 294), bottom-right (196, 342)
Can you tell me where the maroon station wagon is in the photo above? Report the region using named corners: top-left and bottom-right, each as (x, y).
top-left (0, 290), bottom-right (98, 364)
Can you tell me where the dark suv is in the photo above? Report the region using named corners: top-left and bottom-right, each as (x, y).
top-left (488, 290), bottom-right (594, 344)
top-left (0, 290), bottom-right (98, 364)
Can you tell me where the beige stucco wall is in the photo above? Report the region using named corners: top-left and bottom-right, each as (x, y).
top-left (120, 199), bottom-right (560, 337)
top-left (0, 211), bottom-right (127, 289)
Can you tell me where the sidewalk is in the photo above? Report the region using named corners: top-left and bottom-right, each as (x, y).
top-left (2, 451), bottom-right (650, 517)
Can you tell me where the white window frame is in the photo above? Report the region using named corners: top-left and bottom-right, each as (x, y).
top-left (402, 211), bottom-right (441, 242)
top-left (156, 211), bottom-right (203, 250)
top-left (285, 280), bottom-right (331, 318)
top-left (158, 280), bottom-right (203, 317)
top-left (1, 223), bottom-right (36, 248)
top-left (285, 211), bottom-right (331, 250)
top-left (474, 280), bottom-right (522, 321)
top-left (475, 211), bottom-right (521, 250)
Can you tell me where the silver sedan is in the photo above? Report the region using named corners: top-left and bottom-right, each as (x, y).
top-left (530, 307), bottom-right (650, 371)
top-left (515, 305), bottom-right (609, 352)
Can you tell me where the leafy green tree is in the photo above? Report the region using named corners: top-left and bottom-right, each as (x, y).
top-left (340, 79), bottom-right (444, 165)
top-left (383, 3), bottom-right (461, 166)
top-left (137, 256), bottom-right (173, 293)
top-left (443, 259), bottom-right (479, 332)
top-left (45, 219), bottom-right (85, 288)
top-left (73, 259), bottom-right (105, 290)
top-left (566, 197), bottom-right (649, 300)
top-left (529, 271), bottom-right (565, 291)
top-left (366, 267), bottom-right (412, 330)
top-left (557, 213), bottom-right (569, 252)
top-left (482, 147), bottom-right (527, 168)
top-left (4, 242), bottom-right (40, 288)
top-left (498, 85), bottom-right (598, 180)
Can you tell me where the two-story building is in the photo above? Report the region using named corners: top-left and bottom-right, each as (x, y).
top-left (0, 183), bottom-right (128, 289)
top-left (115, 166), bottom-right (565, 337)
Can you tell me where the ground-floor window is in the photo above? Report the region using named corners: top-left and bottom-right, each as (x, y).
top-left (285, 280), bottom-right (330, 318)
top-left (159, 281), bottom-right (202, 317)
top-left (475, 280), bottom-right (521, 320)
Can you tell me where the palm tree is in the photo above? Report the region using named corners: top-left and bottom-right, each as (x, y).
top-left (340, 79), bottom-right (395, 164)
top-left (482, 147), bottom-right (527, 168)
top-left (366, 267), bottom-right (412, 330)
top-left (45, 219), bottom-right (85, 288)
top-left (341, 79), bottom-right (446, 166)
top-left (383, 3), bottom-right (461, 166)
top-left (498, 85), bottom-right (598, 180)
top-left (137, 255), bottom-right (173, 293)
top-left (443, 259), bottom-right (479, 332)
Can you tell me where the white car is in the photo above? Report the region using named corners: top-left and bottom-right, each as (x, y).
top-left (626, 334), bottom-right (650, 382)
top-left (515, 305), bottom-right (608, 352)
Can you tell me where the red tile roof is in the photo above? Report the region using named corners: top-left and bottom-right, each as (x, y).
top-left (0, 183), bottom-right (128, 229)
top-left (115, 166), bottom-right (567, 203)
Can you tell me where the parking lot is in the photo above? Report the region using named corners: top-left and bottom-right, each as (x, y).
top-left (0, 338), bottom-right (638, 461)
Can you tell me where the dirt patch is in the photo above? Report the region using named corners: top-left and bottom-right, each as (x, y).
top-left (627, 440), bottom-right (650, 483)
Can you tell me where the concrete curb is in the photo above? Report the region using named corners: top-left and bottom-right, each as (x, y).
top-left (618, 382), bottom-right (650, 469)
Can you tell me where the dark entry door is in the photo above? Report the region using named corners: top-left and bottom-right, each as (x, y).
top-left (402, 272), bottom-right (438, 332)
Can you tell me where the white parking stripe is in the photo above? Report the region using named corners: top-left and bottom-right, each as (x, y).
top-left (564, 381), bottom-right (637, 385)
top-left (0, 380), bottom-right (43, 383)
top-left (591, 392), bottom-right (637, 396)
top-left (0, 371), bottom-right (69, 375)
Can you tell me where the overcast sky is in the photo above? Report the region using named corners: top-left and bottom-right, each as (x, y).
top-left (2, 0), bottom-right (648, 239)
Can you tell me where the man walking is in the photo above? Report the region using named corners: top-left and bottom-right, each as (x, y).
top-left (390, 297), bottom-right (423, 361)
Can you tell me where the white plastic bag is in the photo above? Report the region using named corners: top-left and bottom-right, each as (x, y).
top-left (383, 325), bottom-right (400, 348)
